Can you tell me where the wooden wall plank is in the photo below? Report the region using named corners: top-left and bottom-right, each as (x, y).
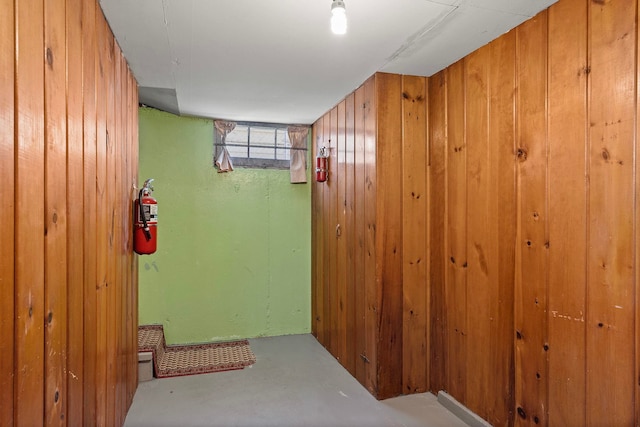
top-left (428, 71), bottom-right (448, 395)
top-left (445, 59), bottom-right (468, 403)
top-left (121, 53), bottom-right (134, 420)
top-left (115, 49), bottom-right (125, 426)
top-left (514, 11), bottom-right (549, 426)
top-left (0, 0), bottom-right (15, 422)
top-left (94, 10), bottom-right (109, 425)
top-left (14, 0), bottom-right (46, 423)
top-left (105, 28), bottom-right (117, 427)
top-left (336, 100), bottom-right (348, 367)
top-left (586, 1), bottom-right (636, 424)
top-left (82, 0), bottom-right (98, 423)
top-left (311, 120), bottom-right (318, 337)
top-left (66, 0), bottom-right (85, 423)
top-left (125, 72), bottom-right (138, 409)
top-left (637, 1), bottom-right (640, 422)
top-left (487, 32), bottom-right (516, 427)
top-left (44, 0), bottom-right (69, 423)
top-left (344, 92), bottom-right (357, 376)
top-left (363, 75), bottom-right (378, 395)
top-left (114, 42), bottom-right (128, 424)
top-left (375, 72), bottom-right (403, 399)
top-left (401, 75), bottom-right (428, 394)
top-left (125, 70), bottom-right (135, 409)
top-left (131, 79), bottom-right (140, 408)
top-left (328, 106), bottom-right (339, 358)
top-left (423, 79), bottom-right (430, 395)
top-left (114, 44), bottom-right (123, 427)
top-left (122, 62), bottom-right (132, 425)
top-left (547, 0), bottom-right (588, 424)
top-left (311, 119), bottom-right (324, 341)
top-left (127, 74), bottom-right (134, 407)
top-left (464, 46), bottom-right (492, 420)
top-left (322, 111), bottom-right (332, 351)
top-left (353, 84), bottom-right (367, 386)
top-left (114, 42), bottom-right (123, 426)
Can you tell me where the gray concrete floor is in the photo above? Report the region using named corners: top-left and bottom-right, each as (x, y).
top-left (125, 334), bottom-right (468, 427)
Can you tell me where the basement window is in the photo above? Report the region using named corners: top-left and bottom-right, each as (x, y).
top-left (218, 122), bottom-right (304, 169)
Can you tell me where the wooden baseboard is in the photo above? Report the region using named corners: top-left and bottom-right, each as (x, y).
top-left (437, 391), bottom-right (493, 427)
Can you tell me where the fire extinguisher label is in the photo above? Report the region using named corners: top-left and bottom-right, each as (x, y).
top-left (138, 204), bottom-right (158, 224)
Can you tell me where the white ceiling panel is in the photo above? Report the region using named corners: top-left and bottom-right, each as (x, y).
top-left (100, 0), bottom-right (557, 124)
top-left (467, 0), bottom-right (558, 16)
top-left (382, 4), bottom-right (534, 76)
top-left (100, 0), bottom-right (176, 90)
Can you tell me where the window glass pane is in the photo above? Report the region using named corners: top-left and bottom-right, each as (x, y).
top-left (226, 126), bottom-right (248, 144)
top-left (275, 129), bottom-right (289, 148)
top-left (250, 127), bottom-right (274, 147)
top-left (275, 147), bottom-right (290, 161)
top-left (250, 146), bottom-right (276, 159)
top-left (227, 145), bottom-right (248, 158)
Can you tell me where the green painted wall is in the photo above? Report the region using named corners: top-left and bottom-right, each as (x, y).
top-left (138, 107), bottom-right (311, 344)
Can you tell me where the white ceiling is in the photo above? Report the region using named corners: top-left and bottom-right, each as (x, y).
top-left (99, 0), bottom-right (556, 125)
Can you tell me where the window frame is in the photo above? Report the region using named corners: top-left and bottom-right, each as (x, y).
top-left (216, 121), bottom-right (306, 170)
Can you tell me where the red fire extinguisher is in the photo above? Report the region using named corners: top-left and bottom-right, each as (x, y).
top-left (134, 178), bottom-right (157, 255)
top-left (316, 146), bottom-right (329, 182)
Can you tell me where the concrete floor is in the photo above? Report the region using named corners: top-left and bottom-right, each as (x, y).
top-left (125, 334), bottom-right (468, 427)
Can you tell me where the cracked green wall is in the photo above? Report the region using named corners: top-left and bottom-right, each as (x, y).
top-left (138, 108), bottom-right (311, 344)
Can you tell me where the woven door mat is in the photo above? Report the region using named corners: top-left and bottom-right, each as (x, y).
top-left (138, 324), bottom-right (256, 378)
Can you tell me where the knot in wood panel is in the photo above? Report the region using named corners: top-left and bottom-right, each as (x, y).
top-left (46, 47), bottom-right (54, 67)
top-left (516, 147), bottom-right (528, 161)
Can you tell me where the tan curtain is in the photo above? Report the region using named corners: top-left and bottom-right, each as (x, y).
top-left (214, 120), bottom-right (236, 172)
top-left (288, 126), bottom-right (308, 183)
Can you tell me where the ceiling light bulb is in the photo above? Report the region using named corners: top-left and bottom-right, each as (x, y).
top-left (331, 0), bottom-right (347, 35)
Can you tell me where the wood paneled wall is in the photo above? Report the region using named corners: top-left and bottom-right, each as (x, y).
top-left (313, 0), bottom-right (640, 424)
top-left (429, 34), bottom-right (517, 426)
top-left (312, 73), bottom-right (428, 399)
top-left (0, 0), bottom-right (139, 425)
top-left (430, 0), bottom-right (640, 424)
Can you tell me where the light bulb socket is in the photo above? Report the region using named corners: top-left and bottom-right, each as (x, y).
top-left (331, 0), bottom-right (345, 12)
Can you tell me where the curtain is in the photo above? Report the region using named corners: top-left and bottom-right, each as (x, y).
top-left (214, 120), bottom-right (236, 172)
top-left (287, 126), bottom-right (308, 183)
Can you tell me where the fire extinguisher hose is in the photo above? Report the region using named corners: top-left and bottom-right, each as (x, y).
top-left (138, 188), bottom-right (152, 242)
